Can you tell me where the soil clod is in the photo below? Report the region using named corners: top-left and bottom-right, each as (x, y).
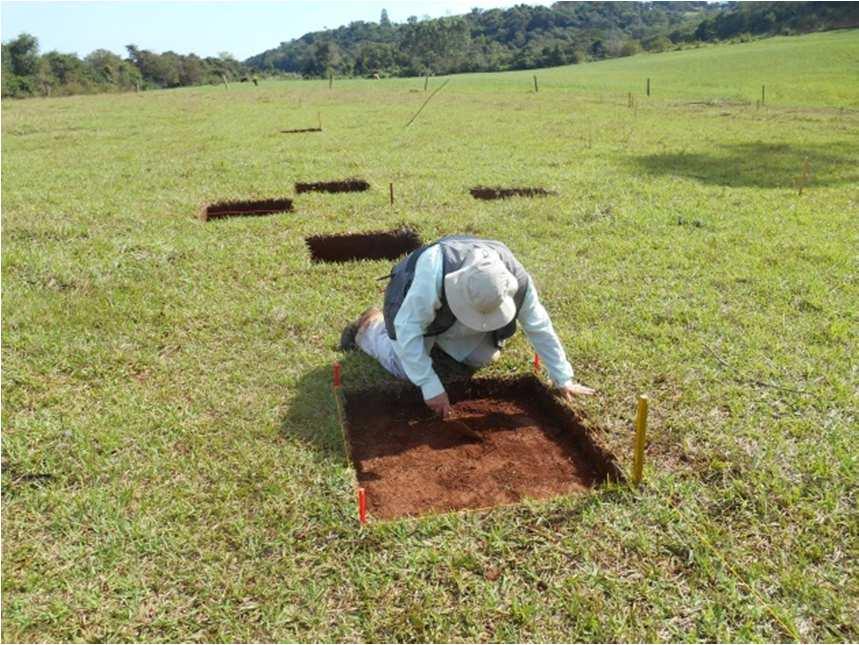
top-left (199, 198), bottom-right (294, 222)
top-left (296, 178), bottom-right (370, 194)
top-left (306, 228), bottom-right (421, 263)
top-left (341, 376), bottom-right (622, 519)
top-left (470, 186), bottom-right (557, 200)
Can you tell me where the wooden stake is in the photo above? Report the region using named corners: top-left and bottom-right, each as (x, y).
top-left (533, 75), bottom-right (539, 93)
top-left (333, 362), bottom-right (341, 387)
top-left (424, 75), bottom-right (429, 92)
top-left (646, 77), bottom-right (650, 97)
top-left (632, 395), bottom-right (648, 485)
top-left (329, 71), bottom-right (333, 89)
top-left (389, 182), bottom-right (394, 206)
top-left (357, 487), bottom-right (367, 524)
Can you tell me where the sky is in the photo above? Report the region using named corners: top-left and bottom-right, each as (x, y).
top-left (0, 0), bottom-right (550, 60)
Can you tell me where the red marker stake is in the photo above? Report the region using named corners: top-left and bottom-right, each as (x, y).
top-left (333, 362), bottom-right (341, 387)
top-left (533, 353), bottom-right (541, 374)
top-left (358, 487), bottom-right (367, 524)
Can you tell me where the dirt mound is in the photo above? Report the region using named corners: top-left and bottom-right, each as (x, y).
top-left (198, 198), bottom-right (294, 222)
top-left (295, 179), bottom-right (370, 194)
top-left (470, 186), bottom-right (557, 200)
top-left (306, 228), bottom-right (422, 263)
top-left (280, 127), bottom-right (322, 134)
top-left (342, 376), bottom-right (621, 520)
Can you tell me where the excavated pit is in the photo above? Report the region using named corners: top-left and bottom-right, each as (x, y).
top-left (306, 228), bottom-right (422, 263)
top-left (281, 127), bottom-right (322, 134)
top-left (199, 198), bottom-right (294, 222)
top-left (296, 179), bottom-right (370, 194)
top-left (470, 186), bottom-right (557, 200)
top-left (341, 375), bottom-right (622, 520)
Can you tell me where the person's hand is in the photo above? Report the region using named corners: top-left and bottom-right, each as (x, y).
top-left (425, 392), bottom-right (451, 418)
top-left (559, 382), bottom-right (595, 400)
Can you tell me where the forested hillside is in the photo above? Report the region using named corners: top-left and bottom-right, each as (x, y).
top-left (246, 1), bottom-right (858, 77)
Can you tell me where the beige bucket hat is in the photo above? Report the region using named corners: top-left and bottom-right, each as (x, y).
top-left (444, 248), bottom-right (519, 332)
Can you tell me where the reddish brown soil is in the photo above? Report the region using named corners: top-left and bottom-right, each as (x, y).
top-left (470, 186), bottom-right (557, 200)
top-left (280, 127), bottom-right (322, 134)
top-left (343, 377), bottom-right (621, 520)
top-left (295, 178), bottom-right (370, 194)
top-left (306, 228), bottom-right (421, 263)
top-left (199, 198), bottom-right (294, 221)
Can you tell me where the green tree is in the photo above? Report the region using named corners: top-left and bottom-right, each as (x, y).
top-left (6, 32), bottom-right (40, 76)
top-left (85, 49), bottom-right (123, 84)
top-left (43, 51), bottom-right (88, 87)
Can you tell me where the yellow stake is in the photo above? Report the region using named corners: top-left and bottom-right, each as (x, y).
top-left (632, 394), bottom-right (648, 485)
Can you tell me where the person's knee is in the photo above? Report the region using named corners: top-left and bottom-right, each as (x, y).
top-left (354, 309), bottom-right (384, 345)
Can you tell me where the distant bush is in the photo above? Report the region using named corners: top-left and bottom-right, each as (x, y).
top-left (620, 40), bottom-right (642, 57)
top-left (643, 35), bottom-right (673, 52)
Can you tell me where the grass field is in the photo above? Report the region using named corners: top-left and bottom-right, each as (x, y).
top-left (2, 29), bottom-right (858, 642)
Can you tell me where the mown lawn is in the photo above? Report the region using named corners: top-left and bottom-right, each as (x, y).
top-left (2, 30), bottom-right (857, 642)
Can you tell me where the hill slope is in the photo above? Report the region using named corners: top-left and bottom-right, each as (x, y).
top-left (469, 30), bottom-right (859, 108)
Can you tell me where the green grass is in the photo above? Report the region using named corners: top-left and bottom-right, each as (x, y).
top-left (2, 30), bottom-right (858, 642)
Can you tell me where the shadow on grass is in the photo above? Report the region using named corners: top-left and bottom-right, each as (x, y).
top-left (632, 142), bottom-right (858, 189)
top-left (278, 347), bottom-right (475, 463)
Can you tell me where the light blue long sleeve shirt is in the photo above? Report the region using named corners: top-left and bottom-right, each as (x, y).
top-left (392, 245), bottom-right (575, 400)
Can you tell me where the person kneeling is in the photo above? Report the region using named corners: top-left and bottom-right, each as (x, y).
top-left (340, 235), bottom-right (594, 417)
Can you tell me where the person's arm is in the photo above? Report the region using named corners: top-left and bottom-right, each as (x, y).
top-left (517, 280), bottom-right (595, 398)
top-left (392, 247), bottom-right (449, 413)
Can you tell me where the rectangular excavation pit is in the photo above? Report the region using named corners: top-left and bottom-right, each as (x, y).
top-left (295, 179), bottom-right (370, 194)
top-left (198, 198), bottom-right (294, 222)
top-left (306, 228), bottom-right (422, 263)
top-left (280, 127), bottom-right (322, 134)
top-left (340, 375), bottom-right (622, 520)
top-left (470, 186), bottom-right (557, 200)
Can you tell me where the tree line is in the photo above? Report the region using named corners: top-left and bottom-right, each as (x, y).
top-left (1, 37), bottom-right (251, 98)
top-left (3, 1), bottom-right (856, 99)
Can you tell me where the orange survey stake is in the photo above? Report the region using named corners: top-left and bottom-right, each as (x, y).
top-left (357, 487), bottom-right (367, 524)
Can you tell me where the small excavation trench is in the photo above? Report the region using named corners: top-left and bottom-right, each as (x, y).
top-left (198, 198), bottom-right (294, 222)
top-left (306, 228), bottom-right (422, 263)
top-left (281, 127), bottom-right (322, 134)
top-left (470, 186), bottom-right (557, 200)
top-left (341, 375), bottom-right (622, 520)
top-left (296, 179), bottom-right (370, 194)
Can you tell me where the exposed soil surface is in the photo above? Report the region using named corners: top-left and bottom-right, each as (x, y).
top-left (295, 179), bottom-right (370, 194)
top-left (306, 228), bottom-right (421, 263)
top-left (343, 376), bottom-right (621, 520)
top-left (470, 186), bottom-right (557, 200)
top-left (280, 127), bottom-right (322, 134)
top-left (199, 198), bottom-right (294, 221)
